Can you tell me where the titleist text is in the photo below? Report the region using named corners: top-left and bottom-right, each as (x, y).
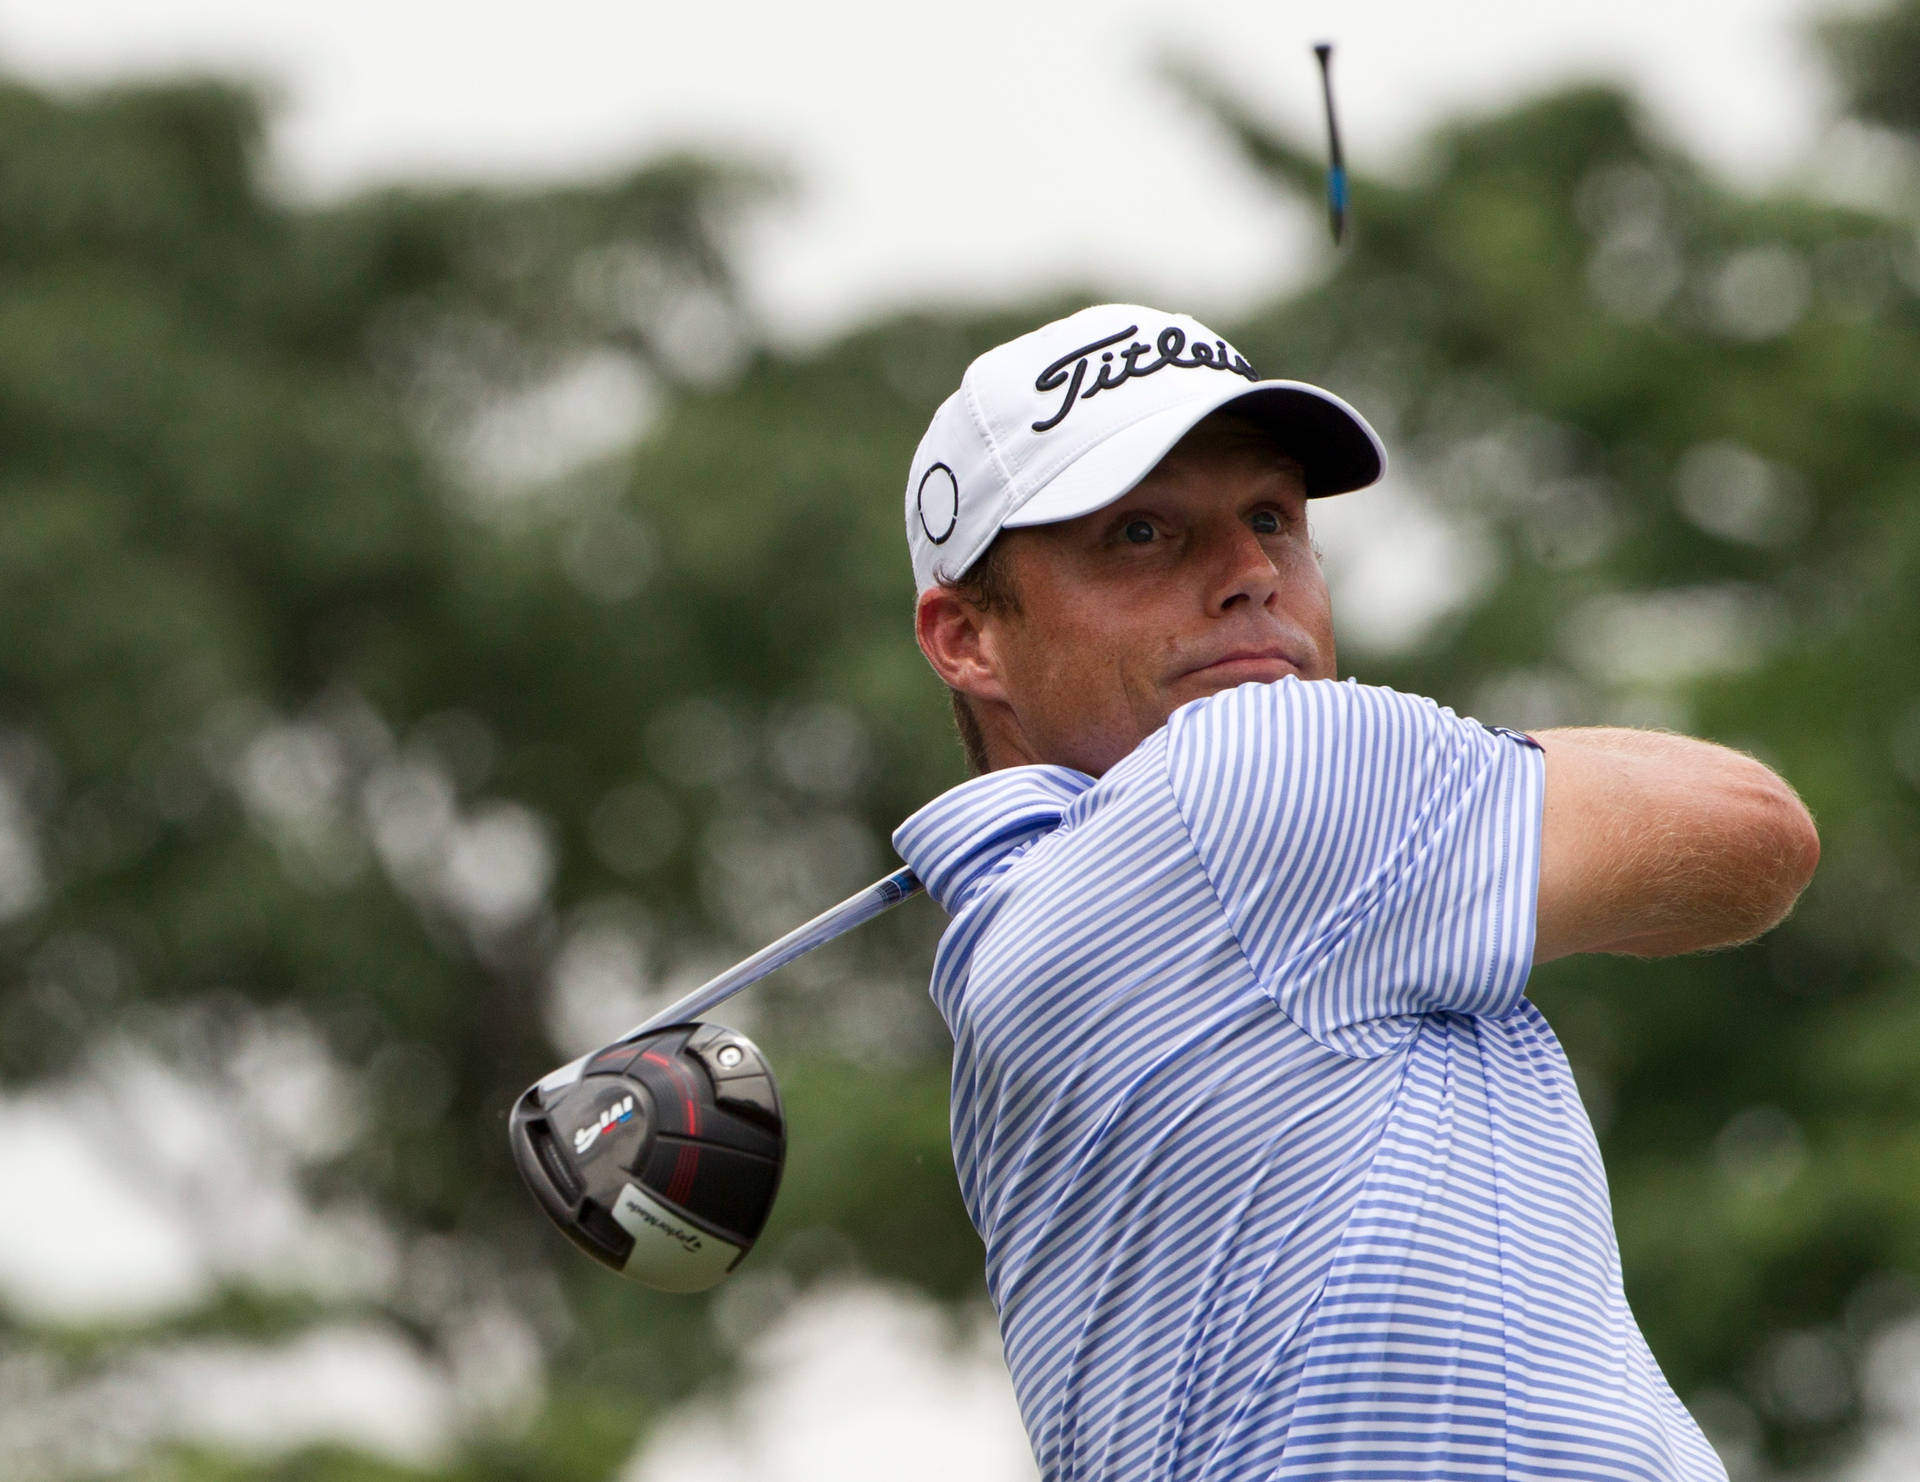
top-left (1032, 325), bottom-right (1258, 433)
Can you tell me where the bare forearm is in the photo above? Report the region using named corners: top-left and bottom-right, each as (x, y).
top-left (1531, 727), bottom-right (1820, 963)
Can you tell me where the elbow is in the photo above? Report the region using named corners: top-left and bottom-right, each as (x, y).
top-left (1650, 763), bottom-right (1820, 955)
top-left (1734, 767), bottom-right (1820, 939)
top-left (1771, 787), bottom-right (1820, 917)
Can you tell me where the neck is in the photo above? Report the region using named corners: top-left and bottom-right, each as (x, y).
top-left (976, 700), bottom-right (1134, 779)
top-left (977, 701), bottom-right (1045, 774)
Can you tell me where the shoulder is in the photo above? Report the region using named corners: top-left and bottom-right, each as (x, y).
top-left (1164, 676), bottom-right (1457, 765)
top-left (1170, 675), bottom-right (1444, 726)
top-left (1162, 678), bottom-right (1544, 834)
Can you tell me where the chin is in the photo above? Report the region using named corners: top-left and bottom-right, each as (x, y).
top-left (1179, 659), bottom-right (1300, 697)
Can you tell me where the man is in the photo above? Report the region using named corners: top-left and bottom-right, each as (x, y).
top-left (890, 304), bottom-right (1819, 1481)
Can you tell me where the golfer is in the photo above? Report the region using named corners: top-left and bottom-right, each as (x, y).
top-left (892, 305), bottom-right (1819, 1481)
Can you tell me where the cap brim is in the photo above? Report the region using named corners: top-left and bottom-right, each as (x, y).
top-left (1001, 379), bottom-right (1385, 530)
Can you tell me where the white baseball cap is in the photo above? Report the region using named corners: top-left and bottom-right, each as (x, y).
top-left (904, 303), bottom-right (1386, 592)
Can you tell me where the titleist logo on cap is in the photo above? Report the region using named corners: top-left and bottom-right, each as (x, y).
top-left (1031, 323), bottom-right (1259, 433)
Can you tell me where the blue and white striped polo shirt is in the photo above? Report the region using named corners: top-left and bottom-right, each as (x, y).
top-left (894, 677), bottom-right (1725, 1482)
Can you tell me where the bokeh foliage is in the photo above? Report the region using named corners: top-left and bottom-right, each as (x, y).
top-left (6, 3), bottom-right (1920, 1477)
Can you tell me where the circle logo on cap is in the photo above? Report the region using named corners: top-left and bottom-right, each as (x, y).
top-left (917, 463), bottom-right (959, 544)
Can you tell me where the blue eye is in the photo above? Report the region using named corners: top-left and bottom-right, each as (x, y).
top-left (1124, 519), bottom-right (1156, 545)
top-left (1249, 510), bottom-right (1281, 534)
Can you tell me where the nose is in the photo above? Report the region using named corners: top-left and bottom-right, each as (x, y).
top-left (1209, 519), bottom-right (1282, 615)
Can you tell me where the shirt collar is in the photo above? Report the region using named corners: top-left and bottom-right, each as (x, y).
top-left (892, 765), bottom-right (1094, 912)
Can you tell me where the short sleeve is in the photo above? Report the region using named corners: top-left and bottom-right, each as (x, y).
top-left (1164, 678), bottom-right (1544, 1057)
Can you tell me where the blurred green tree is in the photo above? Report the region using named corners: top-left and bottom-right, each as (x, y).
top-left (1822, 0), bottom-right (1920, 136)
top-left (0, 74), bottom-right (856, 1481)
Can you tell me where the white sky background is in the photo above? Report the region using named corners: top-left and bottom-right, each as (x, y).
top-left (0, 1), bottom-right (1899, 1477)
top-left (0, 0), bottom-right (1869, 345)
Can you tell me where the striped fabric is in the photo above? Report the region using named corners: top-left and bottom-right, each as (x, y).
top-left (894, 678), bottom-right (1726, 1482)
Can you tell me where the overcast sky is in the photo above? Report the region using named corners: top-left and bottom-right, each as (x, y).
top-left (0, 0), bottom-right (1862, 343)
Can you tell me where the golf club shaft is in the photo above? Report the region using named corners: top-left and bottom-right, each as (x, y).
top-left (535, 866), bottom-right (924, 1094)
top-left (1313, 42), bottom-right (1347, 244)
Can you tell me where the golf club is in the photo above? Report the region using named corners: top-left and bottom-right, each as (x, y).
top-left (510, 866), bottom-right (923, 1290)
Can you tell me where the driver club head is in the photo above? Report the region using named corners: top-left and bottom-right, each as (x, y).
top-left (509, 1022), bottom-right (785, 1292)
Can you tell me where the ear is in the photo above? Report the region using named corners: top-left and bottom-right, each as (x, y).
top-left (915, 586), bottom-right (1011, 704)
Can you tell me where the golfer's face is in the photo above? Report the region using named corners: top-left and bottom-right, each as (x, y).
top-left (990, 419), bottom-right (1336, 776)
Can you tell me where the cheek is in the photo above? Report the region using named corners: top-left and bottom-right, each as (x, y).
top-left (1004, 607), bottom-right (1142, 722)
top-left (1292, 549), bottom-right (1338, 668)
top-left (1040, 616), bottom-right (1132, 696)
top-left (1284, 538), bottom-right (1331, 610)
